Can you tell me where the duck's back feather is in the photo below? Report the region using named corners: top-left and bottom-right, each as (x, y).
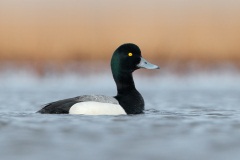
top-left (37, 95), bottom-right (120, 114)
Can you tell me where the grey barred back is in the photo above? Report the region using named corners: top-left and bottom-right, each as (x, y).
top-left (76, 95), bottom-right (119, 104)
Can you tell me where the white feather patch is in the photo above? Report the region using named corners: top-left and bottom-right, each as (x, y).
top-left (69, 101), bottom-right (127, 115)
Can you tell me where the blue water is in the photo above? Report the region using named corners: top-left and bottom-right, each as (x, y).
top-left (1, 68), bottom-right (240, 160)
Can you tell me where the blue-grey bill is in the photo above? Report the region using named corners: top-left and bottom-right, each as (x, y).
top-left (137, 57), bottom-right (160, 69)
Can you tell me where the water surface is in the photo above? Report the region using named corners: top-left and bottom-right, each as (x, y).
top-left (1, 70), bottom-right (240, 160)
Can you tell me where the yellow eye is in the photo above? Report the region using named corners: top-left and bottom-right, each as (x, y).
top-left (128, 53), bottom-right (133, 57)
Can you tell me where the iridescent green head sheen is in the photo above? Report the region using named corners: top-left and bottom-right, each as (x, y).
top-left (111, 43), bottom-right (159, 79)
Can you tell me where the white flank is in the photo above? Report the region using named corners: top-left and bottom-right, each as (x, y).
top-left (69, 102), bottom-right (127, 115)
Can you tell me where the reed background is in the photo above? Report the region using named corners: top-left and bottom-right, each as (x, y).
top-left (0, 0), bottom-right (240, 70)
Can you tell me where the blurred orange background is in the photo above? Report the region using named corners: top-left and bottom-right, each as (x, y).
top-left (0, 0), bottom-right (240, 65)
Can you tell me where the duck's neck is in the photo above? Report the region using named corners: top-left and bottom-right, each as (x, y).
top-left (112, 70), bottom-right (144, 114)
top-left (113, 71), bottom-right (136, 94)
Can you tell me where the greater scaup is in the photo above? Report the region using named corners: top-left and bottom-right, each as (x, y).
top-left (37, 43), bottom-right (159, 115)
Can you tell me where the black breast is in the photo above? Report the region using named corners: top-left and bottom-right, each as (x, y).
top-left (115, 89), bottom-right (144, 114)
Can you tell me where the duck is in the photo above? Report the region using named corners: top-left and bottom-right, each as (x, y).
top-left (37, 43), bottom-right (159, 115)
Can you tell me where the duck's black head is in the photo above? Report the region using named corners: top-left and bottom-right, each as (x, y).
top-left (111, 43), bottom-right (159, 77)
